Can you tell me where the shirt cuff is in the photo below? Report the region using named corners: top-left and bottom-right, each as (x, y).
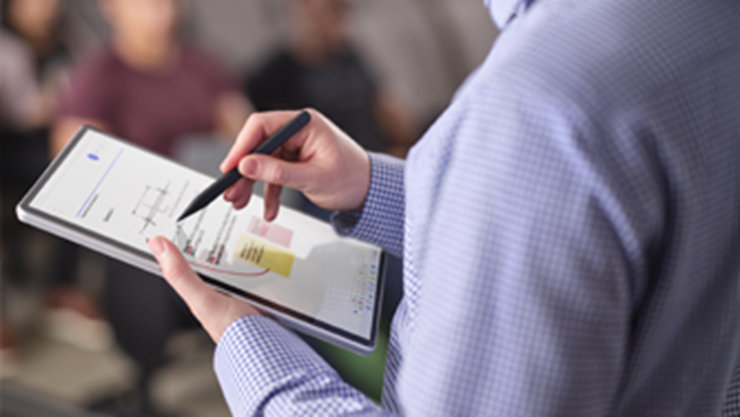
top-left (331, 152), bottom-right (405, 257)
top-left (214, 316), bottom-right (378, 416)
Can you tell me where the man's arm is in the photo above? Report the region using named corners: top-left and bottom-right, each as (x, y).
top-left (393, 81), bottom-right (661, 415)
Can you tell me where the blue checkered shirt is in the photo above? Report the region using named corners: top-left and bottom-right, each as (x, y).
top-left (214, 0), bottom-right (740, 415)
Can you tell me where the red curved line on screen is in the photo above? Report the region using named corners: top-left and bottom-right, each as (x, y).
top-left (189, 262), bottom-right (270, 277)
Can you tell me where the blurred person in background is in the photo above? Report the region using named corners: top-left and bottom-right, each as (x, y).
top-left (0, 0), bottom-right (74, 359)
top-left (247, 0), bottom-right (414, 224)
top-left (52, 0), bottom-right (250, 413)
top-left (1, 0), bottom-right (70, 127)
top-left (247, 0), bottom-right (414, 158)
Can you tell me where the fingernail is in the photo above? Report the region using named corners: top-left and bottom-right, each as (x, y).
top-left (240, 158), bottom-right (258, 176)
top-left (149, 237), bottom-right (165, 256)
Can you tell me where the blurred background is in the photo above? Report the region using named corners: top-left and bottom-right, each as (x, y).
top-left (0, 0), bottom-right (496, 415)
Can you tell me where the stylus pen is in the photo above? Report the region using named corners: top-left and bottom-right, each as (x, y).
top-left (177, 110), bottom-right (311, 222)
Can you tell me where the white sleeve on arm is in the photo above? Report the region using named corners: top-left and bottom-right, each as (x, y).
top-left (214, 316), bottom-right (394, 416)
top-left (331, 152), bottom-right (405, 258)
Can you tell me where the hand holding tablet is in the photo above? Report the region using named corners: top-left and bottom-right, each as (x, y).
top-left (148, 235), bottom-right (260, 343)
top-left (17, 120), bottom-right (385, 354)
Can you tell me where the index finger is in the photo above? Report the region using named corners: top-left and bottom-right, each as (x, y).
top-left (219, 110), bottom-right (312, 173)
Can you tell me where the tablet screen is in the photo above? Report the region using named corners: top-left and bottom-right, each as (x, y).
top-left (24, 128), bottom-right (383, 348)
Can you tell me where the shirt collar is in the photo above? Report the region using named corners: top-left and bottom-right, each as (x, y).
top-left (484, 0), bottom-right (535, 29)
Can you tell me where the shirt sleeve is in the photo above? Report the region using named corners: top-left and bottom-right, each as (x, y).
top-left (214, 316), bottom-right (394, 416)
top-left (396, 81), bottom-right (661, 416)
top-left (331, 152), bottom-right (405, 258)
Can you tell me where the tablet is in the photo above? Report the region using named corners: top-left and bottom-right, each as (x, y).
top-left (16, 126), bottom-right (385, 354)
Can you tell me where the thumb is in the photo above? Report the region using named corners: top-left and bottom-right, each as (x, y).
top-left (148, 236), bottom-right (213, 313)
top-left (238, 155), bottom-right (312, 191)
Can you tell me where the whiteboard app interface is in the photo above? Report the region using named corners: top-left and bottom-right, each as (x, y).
top-left (30, 130), bottom-right (381, 339)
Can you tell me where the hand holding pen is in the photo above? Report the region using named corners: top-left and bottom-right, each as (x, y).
top-left (178, 110), bottom-right (312, 221)
top-left (183, 109), bottom-right (372, 222)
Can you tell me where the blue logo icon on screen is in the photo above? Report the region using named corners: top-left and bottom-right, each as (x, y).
top-left (87, 153), bottom-right (99, 161)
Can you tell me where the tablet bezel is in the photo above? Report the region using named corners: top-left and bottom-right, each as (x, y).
top-left (16, 126), bottom-right (385, 354)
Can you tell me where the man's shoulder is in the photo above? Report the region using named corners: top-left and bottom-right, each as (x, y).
top-left (480, 0), bottom-right (739, 114)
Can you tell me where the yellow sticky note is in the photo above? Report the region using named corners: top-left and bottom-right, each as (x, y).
top-left (234, 235), bottom-right (294, 278)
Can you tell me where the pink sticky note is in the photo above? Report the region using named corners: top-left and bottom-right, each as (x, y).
top-left (247, 216), bottom-right (293, 248)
